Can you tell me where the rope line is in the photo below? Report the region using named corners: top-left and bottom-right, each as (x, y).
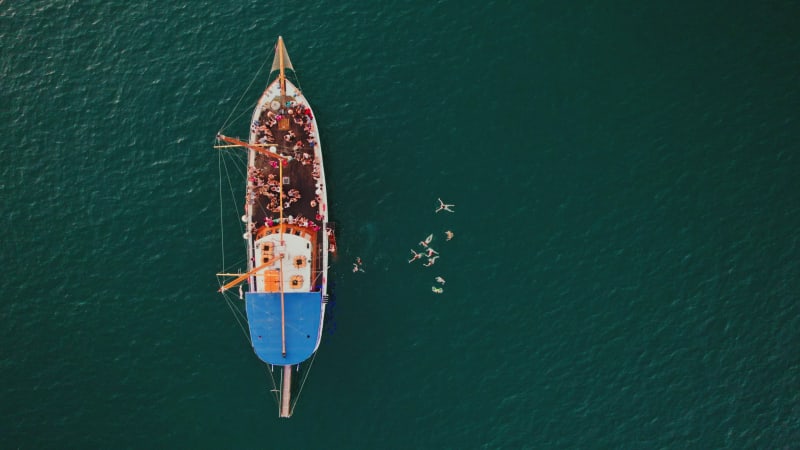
top-left (219, 148), bottom-right (243, 224)
top-left (218, 52), bottom-right (271, 133)
top-left (223, 101), bottom-right (259, 135)
top-left (290, 351), bottom-right (318, 416)
top-left (216, 276), bottom-right (280, 410)
top-left (263, 365), bottom-right (280, 408)
top-left (218, 288), bottom-right (250, 343)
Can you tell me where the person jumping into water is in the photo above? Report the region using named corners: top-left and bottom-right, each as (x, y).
top-left (435, 198), bottom-right (455, 213)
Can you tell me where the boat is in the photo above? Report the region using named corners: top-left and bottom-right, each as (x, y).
top-left (215, 36), bottom-right (332, 418)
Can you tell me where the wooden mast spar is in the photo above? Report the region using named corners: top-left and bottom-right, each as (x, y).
top-left (276, 35), bottom-right (291, 418)
top-left (217, 255), bottom-right (281, 292)
top-left (279, 36), bottom-right (286, 98)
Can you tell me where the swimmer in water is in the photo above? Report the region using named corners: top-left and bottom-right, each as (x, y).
top-left (435, 198), bottom-right (455, 213)
top-left (419, 233), bottom-right (433, 248)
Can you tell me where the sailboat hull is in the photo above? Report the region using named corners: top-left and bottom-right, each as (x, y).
top-left (243, 42), bottom-right (329, 367)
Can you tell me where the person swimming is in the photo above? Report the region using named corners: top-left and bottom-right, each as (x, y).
top-left (431, 286), bottom-right (444, 294)
top-left (435, 198), bottom-right (455, 213)
top-left (419, 233), bottom-right (434, 247)
top-left (445, 230), bottom-right (454, 241)
top-left (435, 276), bottom-right (446, 285)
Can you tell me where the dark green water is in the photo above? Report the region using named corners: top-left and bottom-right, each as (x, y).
top-left (3, 1), bottom-right (799, 448)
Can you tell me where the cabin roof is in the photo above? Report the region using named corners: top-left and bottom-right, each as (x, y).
top-left (245, 292), bottom-right (323, 365)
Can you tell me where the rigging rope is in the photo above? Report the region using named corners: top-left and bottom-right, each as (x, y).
top-left (219, 147), bottom-right (245, 225)
top-left (218, 283), bottom-right (281, 409)
top-left (289, 350), bottom-right (318, 417)
top-left (264, 365), bottom-right (280, 407)
top-left (218, 51), bottom-right (272, 134)
top-left (218, 287), bottom-right (250, 342)
top-left (217, 146), bottom-right (248, 268)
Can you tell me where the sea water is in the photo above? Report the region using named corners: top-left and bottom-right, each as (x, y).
top-left (2, 1), bottom-right (798, 447)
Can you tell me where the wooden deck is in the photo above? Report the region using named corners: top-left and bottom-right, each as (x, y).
top-left (248, 97), bottom-right (323, 235)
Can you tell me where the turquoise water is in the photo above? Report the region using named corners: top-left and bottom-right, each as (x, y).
top-left (3, 1), bottom-right (799, 447)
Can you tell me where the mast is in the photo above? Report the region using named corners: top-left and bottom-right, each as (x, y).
top-left (269, 35), bottom-right (296, 100)
top-left (278, 155), bottom-right (287, 359)
top-left (278, 36), bottom-right (286, 97)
